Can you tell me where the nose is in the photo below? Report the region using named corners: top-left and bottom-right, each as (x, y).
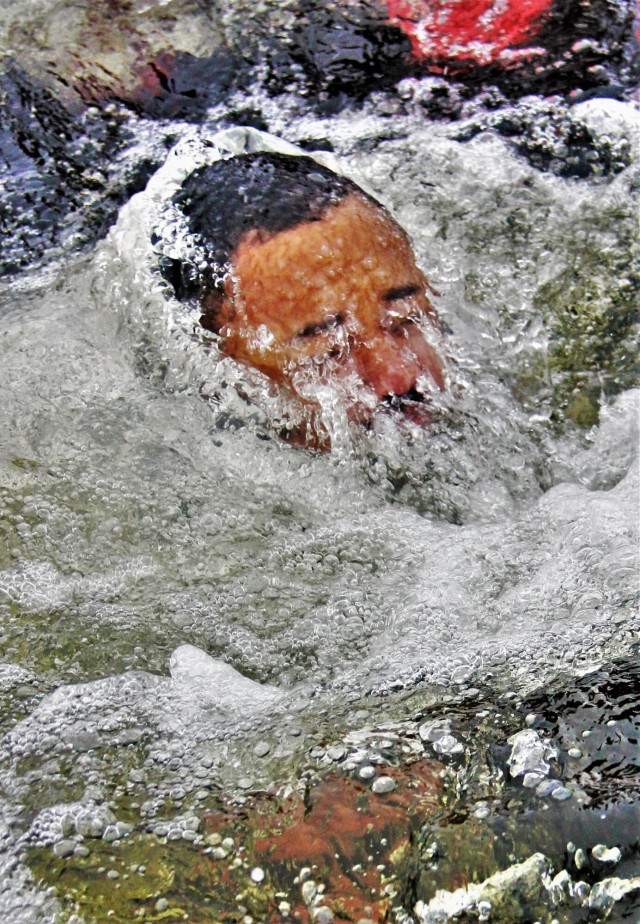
top-left (352, 331), bottom-right (443, 400)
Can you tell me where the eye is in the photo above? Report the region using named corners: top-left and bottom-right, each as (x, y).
top-left (383, 284), bottom-right (421, 303)
top-left (296, 313), bottom-right (345, 339)
top-left (382, 285), bottom-right (424, 333)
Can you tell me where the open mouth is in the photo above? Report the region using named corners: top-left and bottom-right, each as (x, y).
top-left (382, 388), bottom-right (433, 426)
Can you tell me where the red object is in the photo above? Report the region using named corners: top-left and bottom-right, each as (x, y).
top-left (385, 0), bottom-right (555, 68)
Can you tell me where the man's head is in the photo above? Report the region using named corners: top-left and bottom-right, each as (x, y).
top-left (163, 152), bottom-right (444, 437)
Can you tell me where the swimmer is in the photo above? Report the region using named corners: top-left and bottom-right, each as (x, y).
top-left (162, 152), bottom-right (445, 446)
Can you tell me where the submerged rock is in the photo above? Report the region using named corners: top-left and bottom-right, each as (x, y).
top-left (414, 851), bottom-right (640, 923)
top-left (589, 875), bottom-right (640, 913)
top-left (0, 0), bottom-right (232, 111)
top-left (415, 853), bottom-right (554, 923)
top-left (591, 843), bottom-right (622, 865)
top-left (198, 760), bottom-right (444, 922)
top-left (507, 728), bottom-right (556, 780)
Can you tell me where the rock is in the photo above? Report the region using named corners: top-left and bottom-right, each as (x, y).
top-left (589, 876), bottom-right (640, 913)
top-left (548, 869), bottom-right (572, 903)
top-left (507, 729), bottom-right (556, 779)
top-left (591, 844), bottom-right (622, 865)
top-left (574, 848), bottom-right (587, 869)
top-left (415, 853), bottom-right (554, 923)
top-left (0, 0), bottom-right (229, 112)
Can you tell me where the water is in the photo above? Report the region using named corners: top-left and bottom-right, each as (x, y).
top-left (0, 16), bottom-right (639, 922)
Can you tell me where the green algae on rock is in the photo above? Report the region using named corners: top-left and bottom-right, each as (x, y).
top-left (534, 201), bottom-right (639, 429)
top-left (28, 836), bottom-right (181, 923)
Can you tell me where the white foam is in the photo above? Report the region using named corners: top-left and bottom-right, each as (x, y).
top-left (169, 644), bottom-right (282, 712)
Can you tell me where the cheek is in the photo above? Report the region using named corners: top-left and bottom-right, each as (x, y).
top-left (217, 321), bottom-right (289, 384)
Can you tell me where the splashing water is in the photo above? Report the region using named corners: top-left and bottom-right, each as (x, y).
top-left (0, 84), bottom-right (638, 922)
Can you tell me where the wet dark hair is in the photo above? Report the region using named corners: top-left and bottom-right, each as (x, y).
top-left (158, 151), bottom-right (382, 318)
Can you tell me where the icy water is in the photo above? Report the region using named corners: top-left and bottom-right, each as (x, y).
top-left (0, 21), bottom-right (639, 924)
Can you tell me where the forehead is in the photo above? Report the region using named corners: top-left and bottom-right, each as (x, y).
top-left (228, 192), bottom-right (420, 332)
top-left (235, 192), bottom-right (413, 271)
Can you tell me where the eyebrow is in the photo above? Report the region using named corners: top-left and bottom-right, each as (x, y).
top-left (383, 284), bottom-right (421, 302)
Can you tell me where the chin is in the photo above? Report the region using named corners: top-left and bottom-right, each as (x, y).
top-left (261, 376), bottom-right (438, 452)
top-left (395, 402), bottom-right (433, 428)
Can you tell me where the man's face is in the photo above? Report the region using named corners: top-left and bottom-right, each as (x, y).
top-left (205, 191), bottom-right (445, 425)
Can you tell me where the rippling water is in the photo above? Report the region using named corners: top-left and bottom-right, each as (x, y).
top-left (0, 16), bottom-right (639, 921)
